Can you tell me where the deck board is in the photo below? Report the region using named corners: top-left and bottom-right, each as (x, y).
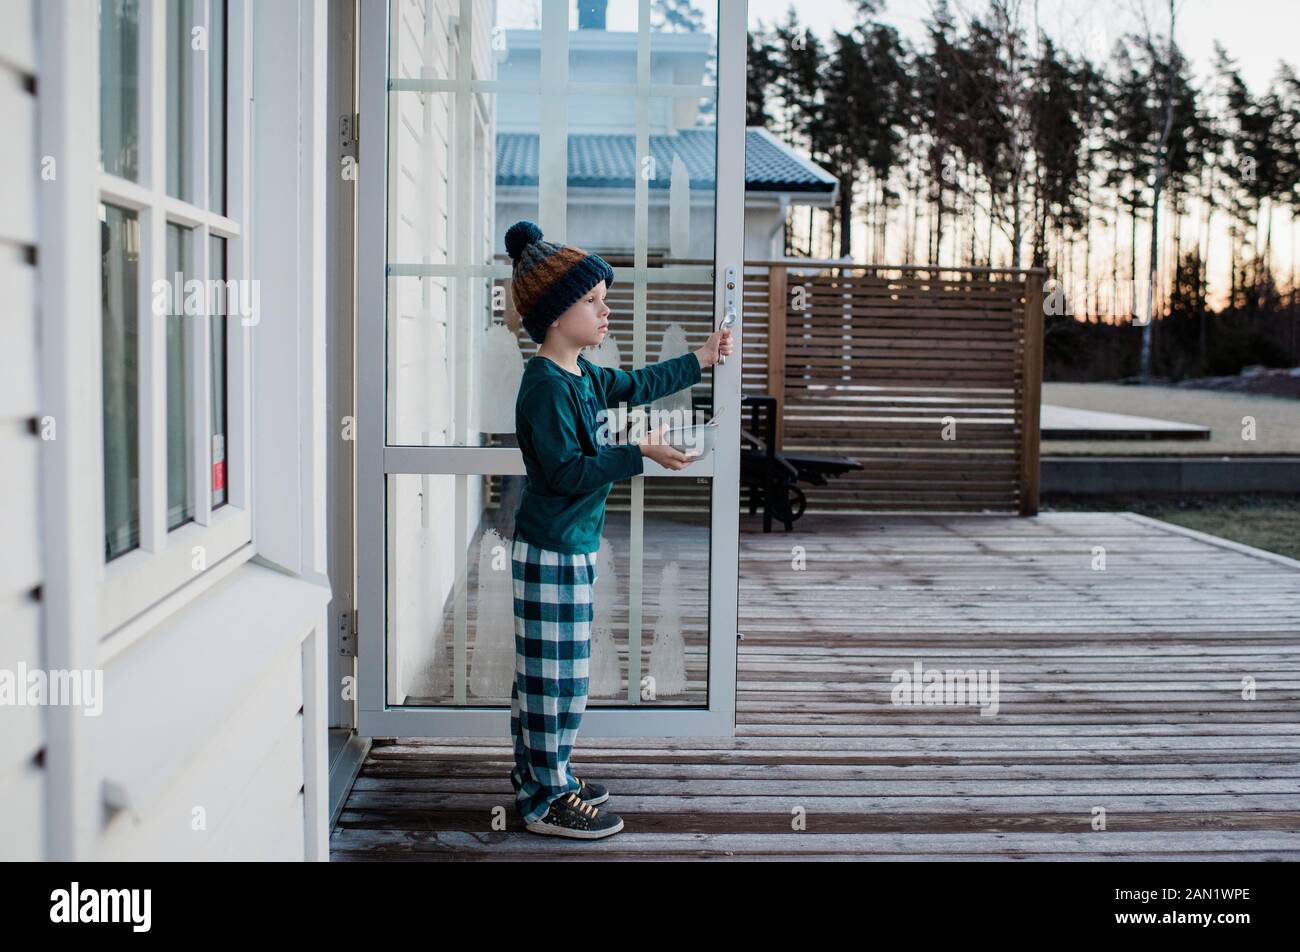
top-left (331, 513), bottom-right (1300, 860)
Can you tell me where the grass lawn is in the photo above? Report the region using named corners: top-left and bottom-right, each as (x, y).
top-left (1043, 494), bottom-right (1300, 561)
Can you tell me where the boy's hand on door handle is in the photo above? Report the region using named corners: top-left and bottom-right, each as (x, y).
top-left (639, 422), bottom-right (702, 471)
top-left (694, 328), bottom-right (734, 369)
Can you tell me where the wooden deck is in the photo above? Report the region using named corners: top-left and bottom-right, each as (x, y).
top-left (330, 512), bottom-right (1300, 860)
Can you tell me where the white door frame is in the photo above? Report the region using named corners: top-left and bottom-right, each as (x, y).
top-left (355, 0), bottom-right (745, 738)
top-left (326, 0), bottom-right (359, 731)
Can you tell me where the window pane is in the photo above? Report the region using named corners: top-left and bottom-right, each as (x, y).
top-left (210, 0), bottom-right (228, 214)
top-left (167, 0), bottom-right (197, 200)
top-left (166, 224), bottom-right (195, 530)
top-left (99, 0), bottom-right (141, 180)
top-left (210, 236), bottom-right (229, 508)
top-left (102, 204), bottom-right (141, 560)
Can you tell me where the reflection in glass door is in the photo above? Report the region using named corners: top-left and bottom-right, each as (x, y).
top-left (357, 0), bottom-right (744, 737)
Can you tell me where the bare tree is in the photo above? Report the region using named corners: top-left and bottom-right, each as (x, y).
top-left (1138, 0), bottom-right (1180, 380)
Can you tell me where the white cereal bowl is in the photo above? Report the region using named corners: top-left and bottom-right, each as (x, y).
top-left (662, 422), bottom-right (717, 462)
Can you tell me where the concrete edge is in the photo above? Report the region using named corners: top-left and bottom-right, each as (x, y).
top-left (1117, 511), bottom-right (1300, 573)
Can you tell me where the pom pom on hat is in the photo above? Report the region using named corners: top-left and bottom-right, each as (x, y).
top-left (505, 220), bottom-right (544, 262)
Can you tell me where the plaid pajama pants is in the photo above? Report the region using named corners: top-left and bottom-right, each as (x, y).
top-left (509, 534), bottom-right (598, 824)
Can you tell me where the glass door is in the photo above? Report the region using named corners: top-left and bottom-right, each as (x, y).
top-left (356, 0), bottom-right (744, 737)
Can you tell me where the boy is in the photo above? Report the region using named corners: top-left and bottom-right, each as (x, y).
top-left (504, 219), bottom-right (732, 838)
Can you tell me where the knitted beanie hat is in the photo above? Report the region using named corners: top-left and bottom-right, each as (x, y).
top-left (505, 220), bottom-right (615, 344)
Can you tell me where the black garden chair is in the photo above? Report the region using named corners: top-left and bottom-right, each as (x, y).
top-left (694, 393), bottom-right (864, 532)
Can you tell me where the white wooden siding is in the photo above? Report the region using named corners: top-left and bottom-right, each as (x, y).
top-left (100, 637), bottom-right (305, 860)
top-left (16, 0), bottom-right (331, 860)
top-left (387, 0), bottom-right (494, 703)
top-left (0, 74), bottom-right (36, 246)
top-left (0, 0), bottom-right (34, 75)
top-left (0, 0), bottom-right (44, 862)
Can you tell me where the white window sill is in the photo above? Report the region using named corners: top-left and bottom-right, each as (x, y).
top-left (101, 503), bottom-right (252, 635)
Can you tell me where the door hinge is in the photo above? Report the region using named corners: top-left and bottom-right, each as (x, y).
top-left (338, 609), bottom-right (358, 657)
top-left (340, 112), bottom-right (359, 158)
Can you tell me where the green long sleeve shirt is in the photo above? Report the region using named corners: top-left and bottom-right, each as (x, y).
top-left (513, 350), bottom-right (703, 554)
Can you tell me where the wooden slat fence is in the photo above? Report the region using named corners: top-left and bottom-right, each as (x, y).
top-left (766, 261), bottom-right (1045, 514)
top-left (490, 257), bottom-right (1046, 516)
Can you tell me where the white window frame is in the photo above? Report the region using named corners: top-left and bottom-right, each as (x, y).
top-left (95, 0), bottom-right (253, 637)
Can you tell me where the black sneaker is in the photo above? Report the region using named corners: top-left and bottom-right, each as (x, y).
top-left (572, 772), bottom-right (609, 806)
top-left (525, 792), bottom-right (625, 839)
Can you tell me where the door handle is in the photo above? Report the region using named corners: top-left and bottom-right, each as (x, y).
top-left (718, 265), bottom-right (738, 365)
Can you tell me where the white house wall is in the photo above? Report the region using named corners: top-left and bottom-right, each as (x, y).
top-left (6, 0), bottom-right (333, 861)
top-left (387, 0), bottom-right (495, 703)
top-left (495, 28), bottom-right (711, 135)
top-left (98, 572), bottom-right (311, 860)
top-left (743, 201), bottom-right (784, 260)
top-left (0, 0), bottom-right (45, 862)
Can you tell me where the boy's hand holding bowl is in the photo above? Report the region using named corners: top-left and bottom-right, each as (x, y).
top-left (639, 421), bottom-right (704, 471)
top-left (641, 330), bottom-right (731, 470)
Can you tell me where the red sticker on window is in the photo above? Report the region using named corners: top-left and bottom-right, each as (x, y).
top-left (212, 434), bottom-right (226, 492)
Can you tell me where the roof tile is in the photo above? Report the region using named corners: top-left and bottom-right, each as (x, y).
top-left (496, 129), bottom-right (835, 193)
